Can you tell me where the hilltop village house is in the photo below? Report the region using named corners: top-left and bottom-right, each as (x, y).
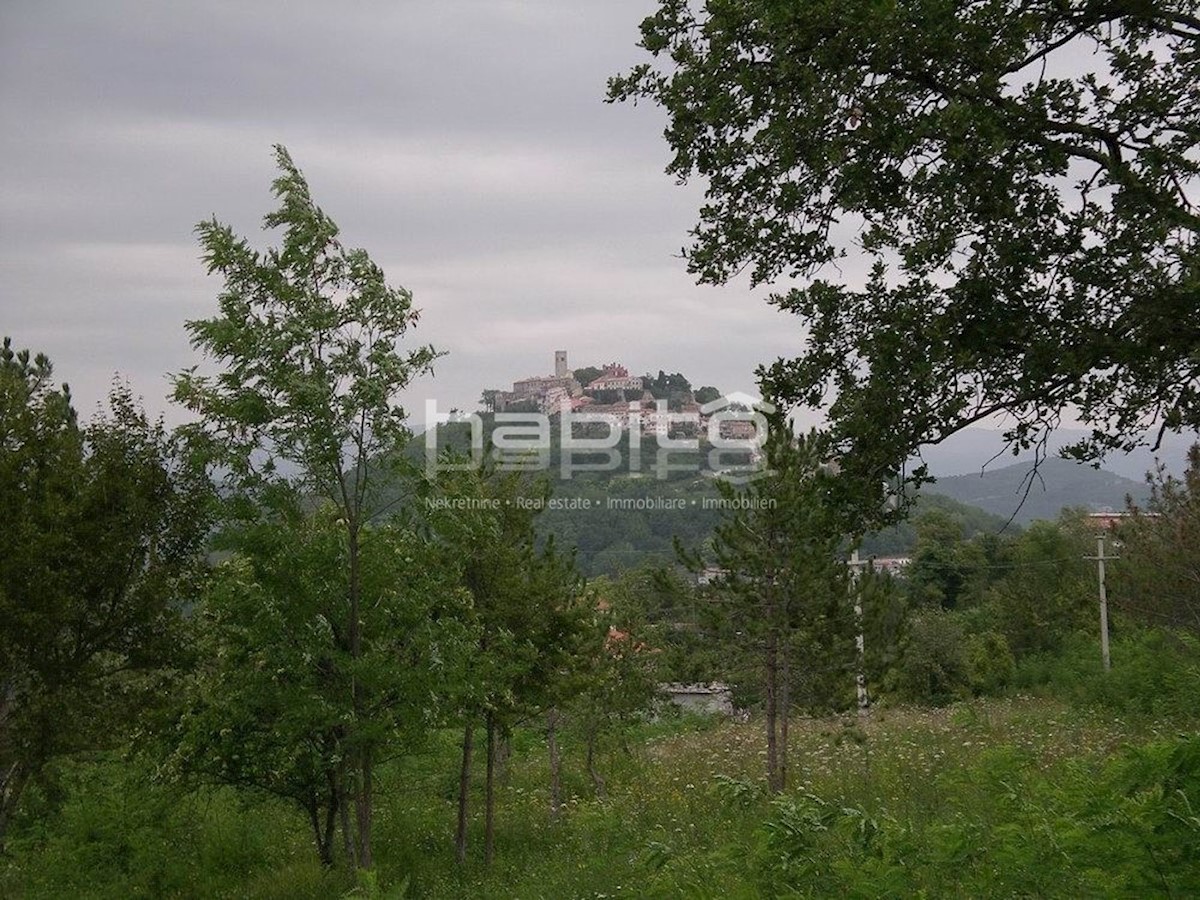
top-left (487, 352), bottom-right (754, 441)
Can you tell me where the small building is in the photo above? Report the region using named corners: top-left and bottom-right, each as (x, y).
top-left (1086, 510), bottom-right (1158, 530)
top-left (513, 373), bottom-right (578, 398)
top-left (871, 556), bottom-right (912, 576)
top-left (717, 418), bottom-right (759, 440)
top-left (586, 362), bottom-right (645, 393)
top-left (660, 682), bottom-right (735, 716)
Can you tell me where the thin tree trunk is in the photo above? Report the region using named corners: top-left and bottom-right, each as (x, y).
top-left (779, 631), bottom-right (790, 792)
top-left (337, 767), bottom-right (357, 868)
top-left (346, 523), bottom-right (372, 869)
top-left (355, 753), bottom-right (373, 869)
top-left (306, 795), bottom-right (336, 867)
top-left (497, 728), bottom-right (512, 786)
top-left (586, 728), bottom-right (606, 798)
top-left (321, 809), bottom-right (337, 867)
top-left (765, 627), bottom-right (780, 794)
top-left (0, 760), bottom-right (27, 856)
top-left (306, 800), bottom-right (325, 864)
top-left (320, 774), bottom-right (339, 867)
top-left (455, 719), bottom-right (473, 865)
top-left (547, 708), bottom-right (562, 821)
top-left (484, 711), bottom-right (497, 866)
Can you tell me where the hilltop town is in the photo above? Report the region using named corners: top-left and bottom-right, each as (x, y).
top-left (481, 351), bottom-right (758, 439)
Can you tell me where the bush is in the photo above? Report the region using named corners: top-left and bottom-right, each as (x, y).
top-left (747, 734), bottom-right (1200, 898)
top-left (1014, 626), bottom-right (1200, 721)
top-left (964, 630), bottom-right (1015, 695)
top-left (886, 608), bottom-right (972, 705)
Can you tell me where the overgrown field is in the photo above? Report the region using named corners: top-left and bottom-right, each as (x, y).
top-left (4, 696), bottom-right (1197, 898)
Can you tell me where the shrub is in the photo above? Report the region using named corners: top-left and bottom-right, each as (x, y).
top-left (886, 608), bottom-right (972, 705)
top-left (964, 630), bottom-right (1016, 695)
top-left (1014, 626), bottom-right (1200, 722)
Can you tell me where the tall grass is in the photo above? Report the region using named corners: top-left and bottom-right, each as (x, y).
top-left (3, 693), bottom-right (1196, 898)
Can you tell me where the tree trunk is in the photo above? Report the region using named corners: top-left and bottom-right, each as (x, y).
top-left (306, 795), bottom-right (336, 867)
top-left (346, 522), bottom-right (372, 868)
top-left (455, 719), bottom-right (473, 865)
top-left (497, 728), bottom-right (512, 786)
top-left (586, 728), bottom-right (606, 799)
top-left (484, 711), bottom-right (497, 866)
top-left (337, 766), bottom-right (357, 868)
top-left (0, 759), bottom-right (27, 855)
top-left (355, 753), bottom-right (373, 869)
top-left (547, 708), bottom-right (562, 821)
top-left (765, 627), bottom-right (780, 794)
top-left (320, 772), bottom-right (339, 867)
top-left (779, 631), bottom-right (790, 792)
top-left (306, 800), bottom-right (324, 864)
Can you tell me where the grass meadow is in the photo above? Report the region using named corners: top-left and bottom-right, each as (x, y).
top-left (3, 695), bottom-right (1197, 898)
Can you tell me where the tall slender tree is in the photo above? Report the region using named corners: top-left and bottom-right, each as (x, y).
top-left (431, 463), bottom-right (588, 864)
top-left (684, 415), bottom-right (849, 792)
top-left (172, 146), bottom-right (440, 869)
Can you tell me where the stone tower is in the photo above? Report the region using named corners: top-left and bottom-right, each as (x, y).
top-left (555, 350), bottom-right (568, 377)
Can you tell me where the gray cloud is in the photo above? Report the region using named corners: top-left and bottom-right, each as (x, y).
top-left (1, 0), bottom-right (815, 430)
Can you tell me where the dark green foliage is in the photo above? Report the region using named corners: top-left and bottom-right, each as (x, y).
top-left (1116, 444), bottom-right (1200, 632)
top-left (0, 338), bottom-right (211, 849)
top-left (162, 510), bottom-right (472, 866)
top-left (745, 734), bottom-right (1200, 898)
top-left (886, 608), bottom-right (974, 705)
top-left (610, 0), bottom-right (1200, 511)
top-left (174, 145), bottom-right (439, 502)
top-left (844, 490), bottom-right (1012, 557)
top-left (542, 477), bottom-right (722, 576)
top-left (416, 417), bottom-right (728, 576)
top-left (429, 461), bottom-right (592, 863)
top-left (591, 565), bottom-right (716, 685)
top-left (1016, 628), bottom-right (1200, 721)
top-left (5, 692), bottom-right (1200, 898)
top-left (571, 366), bottom-right (603, 389)
top-left (430, 467), bottom-right (590, 731)
top-left (871, 511), bottom-right (1098, 704)
top-left (2, 754), bottom-right (344, 899)
top-left (424, 419), bottom-right (1040, 577)
top-left (982, 518), bottom-right (1094, 656)
top-left (904, 510), bottom-right (989, 609)
top-left (566, 586), bottom-right (661, 797)
top-left (683, 417), bottom-right (852, 789)
top-left (888, 611), bottom-right (1015, 706)
top-left (586, 388), bottom-right (645, 406)
top-left (963, 630), bottom-right (1017, 696)
top-left (644, 370), bottom-right (691, 403)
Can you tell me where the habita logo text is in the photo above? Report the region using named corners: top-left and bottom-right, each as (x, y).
top-left (424, 393), bottom-right (775, 481)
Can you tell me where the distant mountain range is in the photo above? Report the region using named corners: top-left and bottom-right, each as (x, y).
top-left (414, 412), bottom-right (1199, 572)
top-left (916, 427), bottom-right (1199, 480)
top-left (416, 419), bottom-right (1163, 571)
top-left (926, 457), bottom-right (1150, 526)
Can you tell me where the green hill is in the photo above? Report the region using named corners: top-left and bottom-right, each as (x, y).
top-left (406, 422), bottom-right (1145, 573)
top-left (412, 419), bottom-right (1019, 575)
top-left (929, 458), bottom-right (1149, 525)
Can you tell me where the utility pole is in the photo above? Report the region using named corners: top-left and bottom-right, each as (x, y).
top-left (848, 550), bottom-right (870, 717)
top-left (1084, 533), bottom-right (1117, 671)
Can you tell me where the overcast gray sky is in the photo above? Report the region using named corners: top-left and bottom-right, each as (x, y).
top-left (0, 0), bottom-right (810, 428)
